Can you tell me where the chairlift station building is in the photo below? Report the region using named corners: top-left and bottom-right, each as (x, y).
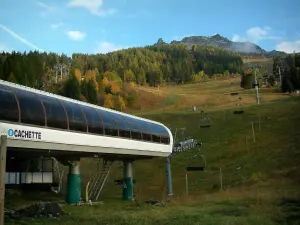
top-left (0, 79), bottom-right (173, 203)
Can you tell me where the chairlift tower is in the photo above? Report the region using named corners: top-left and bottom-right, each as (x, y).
top-left (254, 66), bottom-right (260, 105)
top-left (277, 65), bottom-right (282, 86)
top-left (248, 63), bottom-right (260, 105)
top-left (233, 95), bottom-right (244, 114)
top-left (199, 111), bottom-right (211, 128)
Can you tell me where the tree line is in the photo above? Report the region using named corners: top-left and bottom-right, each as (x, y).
top-left (240, 53), bottom-right (300, 92)
top-left (275, 54), bottom-right (300, 92)
top-left (0, 43), bottom-right (244, 110)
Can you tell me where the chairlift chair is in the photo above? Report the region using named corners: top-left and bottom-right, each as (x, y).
top-left (172, 138), bottom-right (201, 155)
top-left (199, 111), bottom-right (211, 128)
top-left (230, 92), bottom-right (239, 96)
top-left (185, 149), bottom-right (206, 172)
top-left (179, 127), bottom-right (186, 140)
top-left (233, 96), bottom-right (244, 114)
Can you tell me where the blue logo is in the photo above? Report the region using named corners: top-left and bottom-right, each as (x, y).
top-left (8, 129), bottom-right (14, 137)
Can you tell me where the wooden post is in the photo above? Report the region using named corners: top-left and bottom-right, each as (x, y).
top-left (252, 122), bottom-right (256, 143)
top-left (220, 167), bottom-right (223, 191)
top-left (0, 135), bottom-right (7, 225)
top-left (185, 173), bottom-right (189, 196)
top-left (245, 135), bottom-right (249, 152)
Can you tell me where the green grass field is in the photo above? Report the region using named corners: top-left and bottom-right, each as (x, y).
top-left (5, 76), bottom-right (300, 225)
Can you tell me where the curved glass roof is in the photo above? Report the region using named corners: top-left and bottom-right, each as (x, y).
top-left (0, 83), bottom-right (170, 144)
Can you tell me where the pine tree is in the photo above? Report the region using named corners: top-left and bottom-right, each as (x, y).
top-left (86, 79), bottom-right (98, 104)
top-left (63, 73), bottom-right (81, 100)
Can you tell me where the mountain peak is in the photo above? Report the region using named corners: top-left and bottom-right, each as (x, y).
top-left (166, 34), bottom-right (284, 56)
top-left (212, 33), bottom-right (221, 38)
top-left (156, 38), bottom-right (166, 45)
top-left (159, 34), bottom-right (287, 57)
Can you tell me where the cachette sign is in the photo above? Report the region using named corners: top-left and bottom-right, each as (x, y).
top-left (7, 129), bottom-right (42, 140)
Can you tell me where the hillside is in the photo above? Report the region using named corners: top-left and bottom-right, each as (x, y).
top-left (129, 76), bottom-right (286, 113)
top-left (167, 34), bottom-right (287, 57)
top-left (0, 44), bottom-right (243, 112)
top-left (5, 78), bottom-right (300, 225)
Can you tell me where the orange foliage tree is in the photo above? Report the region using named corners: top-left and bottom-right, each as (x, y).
top-left (104, 93), bottom-right (114, 109)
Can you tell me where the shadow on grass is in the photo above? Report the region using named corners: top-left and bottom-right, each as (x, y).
top-left (277, 198), bottom-right (300, 224)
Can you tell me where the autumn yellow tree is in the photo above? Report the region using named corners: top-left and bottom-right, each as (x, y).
top-left (104, 93), bottom-right (114, 109)
top-left (192, 70), bottom-right (205, 83)
top-left (102, 71), bottom-right (123, 94)
top-left (102, 76), bottom-right (109, 87)
top-left (114, 95), bottom-right (126, 111)
top-left (74, 69), bottom-right (82, 82)
top-left (85, 69), bottom-right (99, 92)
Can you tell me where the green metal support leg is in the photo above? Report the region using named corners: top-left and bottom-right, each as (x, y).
top-left (122, 161), bottom-right (133, 201)
top-left (66, 161), bottom-right (81, 204)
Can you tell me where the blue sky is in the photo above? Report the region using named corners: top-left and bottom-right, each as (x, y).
top-left (0, 0), bottom-right (299, 56)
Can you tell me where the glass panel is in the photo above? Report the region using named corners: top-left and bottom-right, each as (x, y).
top-left (109, 112), bottom-right (131, 138)
top-left (140, 121), bottom-right (152, 142)
top-left (146, 122), bottom-right (170, 144)
top-left (161, 137), bottom-right (170, 144)
top-left (28, 159), bottom-right (40, 172)
top-left (142, 132), bottom-right (152, 141)
top-left (11, 87), bottom-right (45, 126)
top-left (60, 100), bottom-right (86, 132)
top-left (131, 131), bottom-right (142, 140)
top-left (0, 84), bottom-right (19, 122)
top-left (125, 117), bottom-right (143, 140)
top-left (152, 134), bottom-right (161, 143)
top-left (38, 94), bottom-right (68, 129)
top-left (147, 122), bottom-right (170, 137)
top-left (80, 105), bottom-right (104, 134)
top-left (96, 109), bottom-right (118, 136)
top-left (42, 159), bottom-right (53, 172)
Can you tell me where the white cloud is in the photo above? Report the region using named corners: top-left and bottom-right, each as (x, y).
top-left (0, 44), bottom-right (12, 53)
top-left (232, 26), bottom-right (282, 43)
top-left (95, 41), bottom-right (129, 54)
top-left (232, 34), bottom-right (247, 42)
top-left (276, 39), bottom-right (300, 53)
top-left (246, 27), bottom-right (268, 41)
top-left (36, 1), bottom-right (55, 17)
top-left (0, 23), bottom-right (43, 51)
top-left (51, 22), bottom-right (63, 29)
top-left (66, 30), bottom-right (86, 41)
top-left (67, 0), bottom-right (117, 16)
top-left (36, 1), bottom-right (55, 12)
